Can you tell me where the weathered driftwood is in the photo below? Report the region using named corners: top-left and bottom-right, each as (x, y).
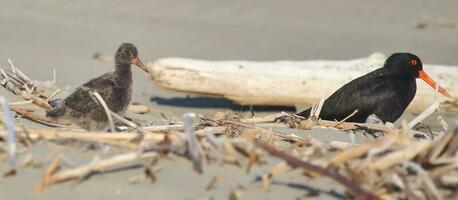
top-left (147, 53), bottom-right (457, 113)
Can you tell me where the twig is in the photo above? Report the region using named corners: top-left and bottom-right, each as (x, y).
top-left (408, 102), bottom-right (440, 129)
top-left (89, 91), bottom-right (115, 132)
top-left (0, 68), bottom-right (53, 110)
top-left (9, 106), bottom-right (70, 126)
top-left (334, 109), bottom-right (358, 127)
top-left (371, 141), bottom-right (432, 170)
top-left (8, 100), bottom-right (33, 106)
top-left (313, 97), bottom-right (326, 118)
top-left (402, 161), bottom-right (443, 200)
top-left (183, 113), bottom-right (203, 173)
top-left (223, 120), bottom-right (309, 144)
top-left (316, 119), bottom-right (395, 133)
top-left (0, 97), bottom-right (17, 165)
top-left (142, 124), bottom-right (183, 131)
top-left (258, 142), bottom-right (379, 200)
top-left (46, 89), bottom-right (61, 102)
top-left (34, 151), bottom-right (158, 192)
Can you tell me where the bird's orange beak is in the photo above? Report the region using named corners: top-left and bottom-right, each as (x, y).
top-left (131, 57), bottom-right (148, 73)
top-left (418, 70), bottom-right (451, 98)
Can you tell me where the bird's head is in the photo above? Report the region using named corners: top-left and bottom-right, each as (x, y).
top-left (115, 43), bottom-right (148, 72)
top-left (384, 53), bottom-right (450, 98)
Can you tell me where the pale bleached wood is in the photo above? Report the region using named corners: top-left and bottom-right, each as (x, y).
top-left (147, 53), bottom-right (457, 113)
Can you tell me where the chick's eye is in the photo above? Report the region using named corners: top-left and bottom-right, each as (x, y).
top-left (410, 60), bottom-right (417, 66)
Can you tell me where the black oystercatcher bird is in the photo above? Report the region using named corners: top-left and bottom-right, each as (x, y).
top-left (296, 53), bottom-right (451, 123)
top-left (46, 43), bottom-right (148, 131)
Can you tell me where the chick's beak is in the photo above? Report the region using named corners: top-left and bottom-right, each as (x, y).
top-left (131, 57), bottom-right (148, 73)
top-left (418, 70), bottom-right (451, 98)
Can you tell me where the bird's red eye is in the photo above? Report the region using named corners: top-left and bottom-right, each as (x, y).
top-left (411, 60), bottom-right (417, 66)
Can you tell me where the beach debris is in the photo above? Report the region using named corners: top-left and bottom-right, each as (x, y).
top-left (183, 112), bottom-right (203, 173)
top-left (127, 103), bottom-right (150, 114)
top-left (416, 15), bottom-right (458, 29)
top-left (205, 175), bottom-right (219, 191)
top-left (0, 108), bottom-right (455, 198)
top-left (0, 97), bottom-right (17, 166)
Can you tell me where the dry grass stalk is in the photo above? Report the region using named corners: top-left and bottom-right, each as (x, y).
top-left (34, 151), bottom-right (158, 192)
top-left (89, 91), bottom-right (115, 132)
top-left (258, 141), bottom-right (379, 200)
top-left (10, 107), bottom-right (70, 126)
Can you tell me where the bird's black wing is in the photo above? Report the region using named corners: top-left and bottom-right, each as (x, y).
top-left (297, 69), bottom-right (402, 122)
top-left (63, 73), bottom-right (116, 113)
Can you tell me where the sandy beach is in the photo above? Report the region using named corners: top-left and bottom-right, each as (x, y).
top-left (0, 0), bottom-right (457, 199)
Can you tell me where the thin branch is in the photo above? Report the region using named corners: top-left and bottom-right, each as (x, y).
top-left (89, 91), bottom-right (115, 132)
top-left (34, 151), bottom-right (158, 192)
top-left (0, 97), bottom-right (17, 165)
top-left (258, 142), bottom-right (379, 200)
top-left (9, 106), bottom-right (70, 127)
top-left (408, 102), bottom-right (440, 129)
top-left (334, 109), bottom-right (358, 127)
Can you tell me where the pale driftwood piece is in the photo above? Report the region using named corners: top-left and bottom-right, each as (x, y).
top-left (372, 141), bottom-right (432, 171)
top-left (311, 119), bottom-right (395, 133)
top-left (147, 53), bottom-right (457, 113)
top-left (142, 124), bottom-right (183, 132)
top-left (240, 112), bottom-right (289, 123)
top-left (223, 120), bottom-right (308, 143)
top-left (34, 151), bottom-right (158, 192)
top-left (328, 141), bottom-right (353, 150)
top-left (127, 104), bottom-right (150, 114)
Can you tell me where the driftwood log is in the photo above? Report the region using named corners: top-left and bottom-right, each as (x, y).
top-left (147, 53), bottom-right (457, 113)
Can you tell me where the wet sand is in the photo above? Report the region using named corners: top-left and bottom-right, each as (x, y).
top-left (0, 0), bottom-right (457, 199)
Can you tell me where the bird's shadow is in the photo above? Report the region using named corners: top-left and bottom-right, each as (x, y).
top-left (150, 96), bottom-right (296, 112)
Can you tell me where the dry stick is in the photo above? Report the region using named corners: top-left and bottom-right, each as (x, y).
top-left (408, 102), bottom-right (440, 129)
top-left (46, 89), bottom-right (61, 102)
top-left (89, 91), bottom-right (115, 132)
top-left (143, 124), bottom-right (183, 131)
top-left (401, 161), bottom-right (443, 200)
top-left (258, 142), bottom-right (379, 200)
top-left (183, 113), bottom-right (203, 173)
top-left (88, 92), bottom-right (151, 136)
top-left (9, 107), bottom-right (70, 126)
top-left (8, 100), bottom-right (33, 106)
top-left (0, 129), bottom-right (168, 145)
top-left (223, 120), bottom-right (308, 144)
top-left (313, 97), bottom-right (326, 118)
top-left (111, 112), bottom-right (138, 128)
top-left (0, 97), bottom-right (17, 165)
top-left (422, 15), bottom-right (458, 28)
top-left (238, 112), bottom-right (394, 134)
top-left (240, 112), bottom-right (289, 123)
top-left (316, 119), bottom-right (395, 133)
top-left (0, 70), bottom-right (53, 110)
top-left (34, 151), bottom-right (158, 192)
top-left (334, 109), bottom-right (359, 128)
